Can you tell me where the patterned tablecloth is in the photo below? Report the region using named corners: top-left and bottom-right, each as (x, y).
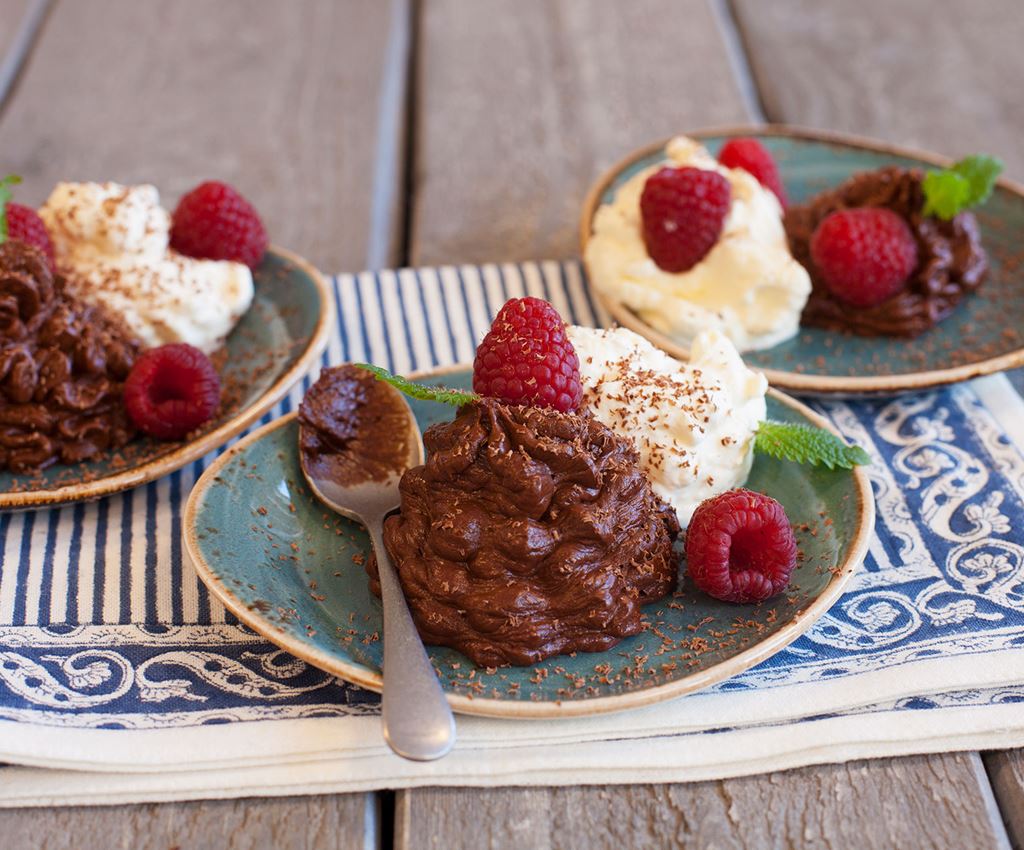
top-left (1, 261), bottom-right (1022, 806)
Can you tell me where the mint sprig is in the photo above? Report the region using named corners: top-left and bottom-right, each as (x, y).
top-left (922, 154), bottom-right (1003, 220)
top-left (0, 174), bottom-right (22, 242)
top-left (754, 420), bottom-right (871, 470)
top-left (356, 363), bottom-right (479, 407)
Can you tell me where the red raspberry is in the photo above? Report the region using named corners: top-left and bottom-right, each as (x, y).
top-left (718, 138), bottom-right (788, 207)
top-left (170, 181), bottom-right (268, 268)
top-left (473, 297), bottom-right (582, 412)
top-left (685, 489), bottom-right (797, 604)
top-left (7, 203), bottom-right (55, 271)
top-left (640, 167), bottom-right (730, 273)
top-left (123, 343), bottom-right (221, 440)
top-left (810, 208), bottom-right (918, 308)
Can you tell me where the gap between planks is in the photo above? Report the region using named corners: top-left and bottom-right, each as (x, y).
top-left (0, 0), bottom-right (50, 116)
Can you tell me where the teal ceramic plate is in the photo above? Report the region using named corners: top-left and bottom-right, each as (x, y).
top-left (580, 125), bottom-right (1024, 396)
top-left (185, 367), bottom-right (873, 719)
top-left (0, 246), bottom-right (332, 511)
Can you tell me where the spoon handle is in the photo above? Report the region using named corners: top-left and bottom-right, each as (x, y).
top-left (368, 523), bottom-right (456, 761)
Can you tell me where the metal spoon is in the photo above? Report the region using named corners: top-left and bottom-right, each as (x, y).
top-left (298, 382), bottom-right (456, 761)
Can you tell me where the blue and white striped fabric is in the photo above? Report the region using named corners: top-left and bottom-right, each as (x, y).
top-left (1, 261), bottom-right (1023, 789)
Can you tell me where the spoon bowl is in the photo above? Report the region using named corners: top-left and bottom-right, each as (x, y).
top-left (298, 375), bottom-right (455, 762)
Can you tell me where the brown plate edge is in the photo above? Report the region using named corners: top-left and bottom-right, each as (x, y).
top-left (0, 245), bottom-right (334, 511)
top-left (184, 367), bottom-right (874, 720)
top-left (578, 123), bottom-right (1024, 396)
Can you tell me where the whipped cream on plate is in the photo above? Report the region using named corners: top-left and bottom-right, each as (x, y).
top-left (584, 136), bottom-right (811, 352)
top-left (40, 182), bottom-right (254, 354)
top-left (567, 325), bottom-right (767, 527)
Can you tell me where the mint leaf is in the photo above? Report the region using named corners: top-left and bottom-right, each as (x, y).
top-left (356, 363), bottom-right (479, 407)
top-left (0, 174), bottom-right (22, 243)
top-left (754, 420), bottom-right (871, 470)
top-left (922, 154), bottom-right (1003, 220)
top-left (953, 154), bottom-right (1003, 207)
top-left (922, 171), bottom-right (970, 220)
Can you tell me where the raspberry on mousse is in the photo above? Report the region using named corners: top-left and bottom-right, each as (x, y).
top-left (809, 207), bottom-right (918, 308)
top-left (784, 166), bottom-right (987, 337)
top-left (472, 296), bottom-right (582, 412)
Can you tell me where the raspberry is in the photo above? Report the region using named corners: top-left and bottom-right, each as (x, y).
top-left (640, 167), bottom-right (730, 273)
top-left (170, 181), bottom-right (268, 268)
top-left (810, 208), bottom-right (918, 308)
top-left (123, 343), bottom-right (221, 440)
top-left (718, 138), bottom-right (788, 207)
top-left (7, 203), bottom-right (55, 271)
top-left (472, 297), bottom-right (582, 412)
top-left (685, 489), bottom-right (797, 603)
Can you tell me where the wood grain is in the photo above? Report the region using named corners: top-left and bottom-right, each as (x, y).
top-left (731, 0), bottom-right (1024, 176)
top-left (396, 753), bottom-right (1008, 850)
top-left (0, 0), bottom-right (49, 109)
top-left (985, 750), bottom-right (1024, 849)
top-left (0, 793), bottom-right (375, 850)
top-left (410, 0), bottom-right (749, 265)
top-left (0, 0), bottom-right (410, 271)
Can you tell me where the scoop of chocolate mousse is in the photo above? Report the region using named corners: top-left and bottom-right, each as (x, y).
top-left (297, 364), bottom-right (417, 488)
top-left (785, 166), bottom-right (988, 337)
top-left (378, 397), bottom-right (680, 667)
top-left (0, 240), bottom-right (139, 473)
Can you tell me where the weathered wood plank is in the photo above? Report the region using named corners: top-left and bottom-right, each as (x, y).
top-left (0, 0), bottom-right (410, 271)
top-left (0, 0), bottom-right (49, 108)
top-left (1, 793), bottom-right (375, 850)
top-left (410, 0), bottom-right (749, 265)
top-left (732, 0), bottom-right (1024, 175)
top-left (985, 750), bottom-right (1024, 849)
top-left (396, 753), bottom-right (1008, 850)
top-left (0, 0), bottom-right (411, 840)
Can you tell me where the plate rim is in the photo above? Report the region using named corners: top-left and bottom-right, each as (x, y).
top-left (578, 123), bottom-right (1024, 396)
top-left (184, 364), bottom-right (875, 719)
top-left (0, 245), bottom-right (334, 511)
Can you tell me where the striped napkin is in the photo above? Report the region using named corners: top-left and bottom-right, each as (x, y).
top-left (1, 261), bottom-right (1023, 807)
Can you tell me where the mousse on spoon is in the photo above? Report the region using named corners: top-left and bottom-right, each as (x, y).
top-left (297, 364), bottom-right (455, 761)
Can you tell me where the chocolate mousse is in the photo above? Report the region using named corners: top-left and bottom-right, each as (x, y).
top-left (785, 167), bottom-right (988, 336)
top-left (380, 398), bottom-right (680, 667)
top-left (0, 240), bottom-right (139, 473)
top-left (297, 364), bottom-right (417, 487)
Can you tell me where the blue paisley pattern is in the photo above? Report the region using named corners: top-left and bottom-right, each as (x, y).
top-left (718, 384), bottom-right (1024, 691)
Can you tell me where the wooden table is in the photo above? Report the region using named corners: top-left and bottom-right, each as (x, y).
top-left (0, 1), bottom-right (1021, 847)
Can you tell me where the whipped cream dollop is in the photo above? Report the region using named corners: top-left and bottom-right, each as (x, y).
top-left (40, 182), bottom-right (254, 354)
top-left (567, 325), bottom-right (767, 527)
top-left (584, 137), bottom-right (811, 352)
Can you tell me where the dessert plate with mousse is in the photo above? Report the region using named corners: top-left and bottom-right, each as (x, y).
top-left (185, 298), bottom-right (873, 718)
top-left (581, 126), bottom-right (1021, 395)
top-left (0, 179), bottom-right (331, 510)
